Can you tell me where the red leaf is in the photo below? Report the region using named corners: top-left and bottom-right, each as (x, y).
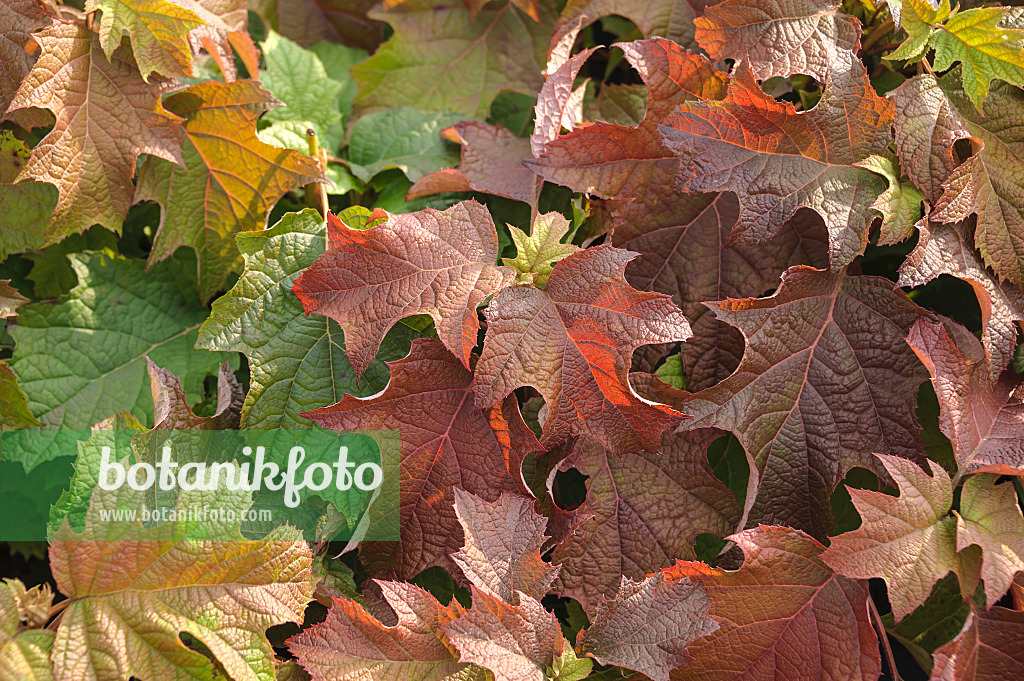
top-left (293, 200), bottom-right (515, 377)
top-left (905, 319), bottom-right (1024, 476)
top-left (678, 266), bottom-right (932, 537)
top-left (930, 606), bottom-right (1024, 681)
top-left (302, 338), bottom-right (535, 580)
top-left (472, 245), bottom-right (692, 455)
top-left (666, 525), bottom-right (881, 681)
top-left (548, 430), bottom-right (741, 611)
top-left (660, 57), bottom-right (893, 269)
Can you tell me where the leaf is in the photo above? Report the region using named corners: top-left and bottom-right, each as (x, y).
top-left (855, 154), bottom-right (924, 245)
top-left (956, 474), bottom-right (1024, 605)
top-left (905, 318), bottom-right (1024, 476)
top-left (888, 0), bottom-right (948, 63)
top-left (677, 266), bottom-right (932, 537)
top-left (179, 0), bottom-right (254, 82)
top-left (889, 73), bottom-right (970, 204)
top-left (308, 40), bottom-right (368, 122)
top-left (548, 647), bottom-right (592, 681)
top-left (882, 573), bottom-right (973, 674)
top-left (548, 430), bottom-right (741, 612)
top-left (821, 454), bottom-right (979, 622)
top-left (0, 361), bottom-right (41, 429)
top-left (197, 209), bottom-right (414, 428)
top-left (930, 606), bottom-right (1024, 681)
top-left (928, 73), bottom-right (1024, 290)
top-left (528, 39), bottom-right (727, 216)
top-left (259, 29), bottom-right (344, 147)
top-left (85, 0), bottom-right (206, 80)
top-left (0, 130), bottom-right (56, 261)
top-left (473, 244), bottom-right (692, 455)
top-left (351, 0), bottom-right (552, 118)
top-left (928, 4), bottom-right (1024, 112)
top-left (577, 572), bottom-right (717, 681)
top-left (556, 0), bottom-right (702, 51)
top-left (8, 253), bottom-right (233, 432)
top-left (302, 339), bottom-right (535, 580)
top-left (900, 222), bottom-right (1024, 379)
top-left (503, 212), bottom-right (580, 286)
top-left (665, 525), bottom-right (881, 681)
top-left (144, 358), bottom-right (242, 431)
top-left (693, 0), bottom-right (861, 81)
top-left (441, 586), bottom-right (564, 681)
top-left (452, 489), bottom-right (558, 603)
top-left (408, 121), bottom-right (540, 206)
top-left (135, 80), bottom-right (323, 303)
top-left (659, 56), bottom-right (893, 270)
top-left (616, 194), bottom-right (829, 391)
top-left (0, 578), bottom-right (54, 681)
top-left (0, 0), bottom-right (57, 130)
top-left (49, 483), bottom-right (315, 681)
top-left (47, 413), bottom-right (145, 536)
top-left (7, 20), bottom-right (184, 242)
top-left (347, 107), bottom-right (465, 182)
top-left (250, 0), bottom-right (385, 51)
top-left (0, 280), bottom-right (27, 319)
top-left (293, 200), bottom-right (515, 377)
top-left (584, 83), bottom-right (648, 127)
top-left (288, 580), bottom-right (487, 681)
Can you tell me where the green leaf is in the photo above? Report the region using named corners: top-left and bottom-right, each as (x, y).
top-left (503, 212), bottom-right (581, 286)
top-left (855, 154), bottom-right (924, 245)
top-left (654, 354), bottom-right (687, 391)
top-left (548, 647), bottom-right (593, 681)
top-left (930, 4), bottom-right (1024, 110)
top-left (889, 0), bottom-right (949, 62)
top-left (0, 361), bottom-right (41, 430)
top-left (0, 131), bottom-right (56, 262)
top-left (309, 40), bottom-right (368, 123)
top-left (24, 227), bottom-right (119, 299)
top-left (196, 210), bottom-right (416, 428)
top-left (47, 414), bottom-right (144, 536)
top-left (85, 0), bottom-right (205, 80)
top-left (347, 107), bottom-right (465, 182)
top-left (881, 573), bottom-right (971, 673)
top-left (8, 253), bottom-right (235, 433)
top-left (260, 29), bottom-right (344, 151)
top-left (352, 0), bottom-right (552, 118)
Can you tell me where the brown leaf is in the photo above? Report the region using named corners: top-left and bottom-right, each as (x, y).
top-left (900, 222), bottom-right (1024, 379)
top-left (906, 318), bottom-right (1024, 476)
top-left (452, 489), bottom-right (559, 603)
top-left (615, 194), bottom-right (828, 391)
top-left (0, 0), bottom-right (57, 130)
top-left (678, 266), bottom-right (933, 537)
top-left (473, 244), bottom-right (692, 455)
top-left (293, 201), bottom-right (515, 377)
top-left (135, 80), bottom-right (324, 303)
top-left (956, 474), bottom-right (1024, 605)
top-left (820, 454), bottom-right (979, 622)
top-left (408, 122), bottom-right (540, 206)
top-left (303, 339), bottom-right (534, 580)
top-left (666, 525), bottom-right (881, 681)
top-left (8, 20), bottom-right (184, 243)
top-left (288, 580), bottom-right (487, 681)
top-left (930, 606), bottom-right (1024, 681)
top-left (577, 572), bottom-right (717, 681)
top-left (250, 0), bottom-right (384, 51)
top-left (441, 586), bottom-right (564, 681)
top-left (694, 0), bottom-right (861, 81)
top-left (556, 0), bottom-right (702, 51)
top-left (660, 56), bottom-right (893, 270)
top-left (548, 430), bottom-right (741, 611)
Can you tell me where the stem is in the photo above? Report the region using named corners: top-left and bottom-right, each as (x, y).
top-left (868, 595), bottom-right (903, 681)
top-left (48, 598), bottom-right (70, 620)
top-left (861, 18), bottom-right (896, 54)
top-left (305, 129), bottom-right (330, 221)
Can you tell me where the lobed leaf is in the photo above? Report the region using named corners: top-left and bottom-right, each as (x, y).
top-left (473, 245), bottom-right (692, 455)
top-left (293, 200), bottom-right (515, 377)
top-left (660, 56), bottom-right (893, 270)
top-left (136, 80), bottom-right (323, 303)
top-left (666, 525), bottom-right (881, 681)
